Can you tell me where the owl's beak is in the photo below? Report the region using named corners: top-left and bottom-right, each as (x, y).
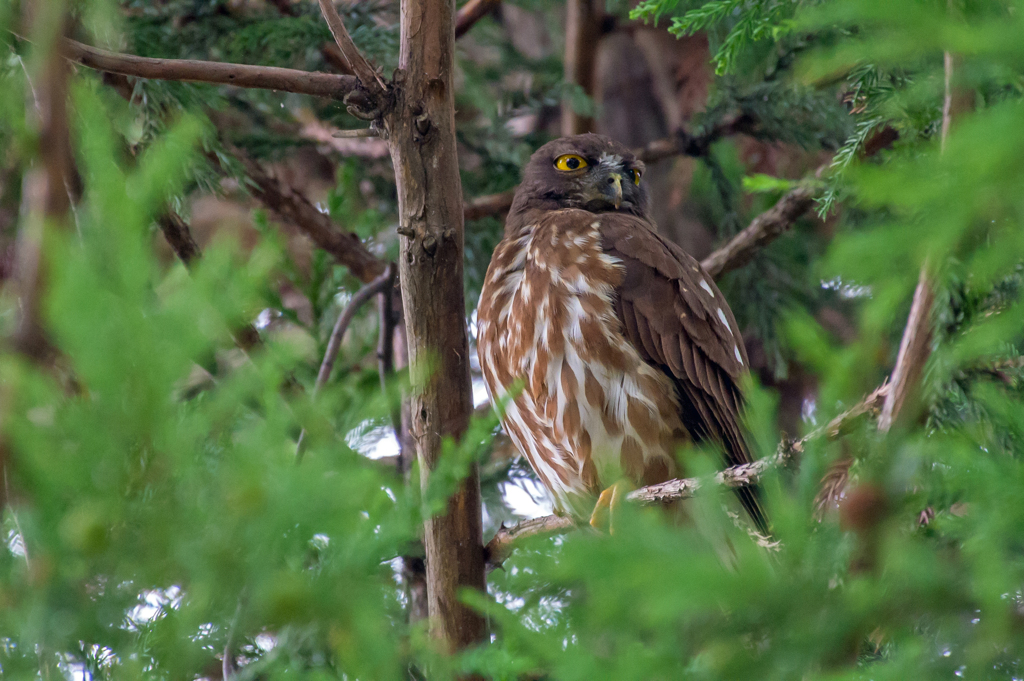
top-left (580, 171), bottom-right (625, 211)
top-left (605, 173), bottom-right (623, 209)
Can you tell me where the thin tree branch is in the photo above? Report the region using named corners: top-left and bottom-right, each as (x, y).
top-left (700, 184), bottom-right (817, 280)
top-left (294, 109), bottom-right (390, 158)
top-left (878, 265), bottom-right (934, 432)
top-left (315, 265), bottom-right (395, 396)
top-left (316, 0), bottom-right (386, 93)
top-left (486, 383), bottom-right (891, 566)
top-left (636, 113), bottom-right (759, 165)
top-left (455, 0), bottom-right (502, 38)
top-left (879, 32), bottom-right (968, 431)
top-left (62, 38), bottom-right (359, 99)
top-left (817, 105), bottom-right (976, 511)
top-left (296, 265), bottom-right (395, 459)
top-left (224, 144), bottom-right (387, 284)
top-left (941, 50), bottom-right (955, 154)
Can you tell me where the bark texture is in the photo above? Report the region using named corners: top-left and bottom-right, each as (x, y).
top-left (561, 0), bottom-right (602, 136)
top-left (387, 0), bottom-right (486, 651)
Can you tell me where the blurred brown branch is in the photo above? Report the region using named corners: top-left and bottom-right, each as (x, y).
top-left (156, 212), bottom-right (262, 351)
top-left (63, 38), bottom-right (360, 99)
top-left (701, 185), bottom-right (817, 280)
top-left (455, 0), bottom-right (502, 38)
top-left (223, 144), bottom-right (387, 284)
top-left (636, 113), bottom-right (759, 164)
top-left (157, 212), bottom-right (202, 267)
top-left (464, 191), bottom-right (515, 221)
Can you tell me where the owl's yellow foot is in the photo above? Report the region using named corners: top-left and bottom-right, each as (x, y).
top-left (589, 481), bottom-right (627, 534)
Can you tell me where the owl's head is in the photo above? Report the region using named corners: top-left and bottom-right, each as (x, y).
top-left (509, 134), bottom-right (649, 218)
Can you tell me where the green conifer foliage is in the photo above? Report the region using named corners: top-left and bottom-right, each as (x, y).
top-left (3, 0), bottom-right (1024, 678)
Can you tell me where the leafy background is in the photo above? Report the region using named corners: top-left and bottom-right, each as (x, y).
top-left (3, 0), bottom-right (1024, 678)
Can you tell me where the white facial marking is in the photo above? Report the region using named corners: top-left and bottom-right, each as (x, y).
top-left (598, 152), bottom-right (622, 169)
top-left (716, 308), bottom-right (729, 328)
top-left (700, 279), bottom-right (715, 297)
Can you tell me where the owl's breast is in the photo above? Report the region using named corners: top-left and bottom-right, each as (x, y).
top-left (478, 213), bottom-right (686, 515)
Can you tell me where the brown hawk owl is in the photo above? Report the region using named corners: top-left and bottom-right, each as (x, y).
top-left (477, 134), bottom-right (765, 531)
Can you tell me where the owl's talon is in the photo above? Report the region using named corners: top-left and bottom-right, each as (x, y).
top-left (589, 481), bottom-right (626, 534)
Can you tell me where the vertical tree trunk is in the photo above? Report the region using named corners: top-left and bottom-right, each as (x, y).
top-left (387, 0), bottom-right (486, 651)
top-left (562, 0), bottom-right (602, 136)
top-left (14, 0), bottom-right (72, 362)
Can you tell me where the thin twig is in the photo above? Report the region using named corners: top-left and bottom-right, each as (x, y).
top-left (156, 211), bottom-right (263, 352)
top-left (293, 109), bottom-right (390, 158)
top-left (879, 30), bottom-right (962, 432)
top-left (62, 38), bottom-right (359, 100)
top-left (315, 265), bottom-right (395, 394)
top-left (486, 383), bottom-right (891, 566)
top-left (222, 597), bottom-right (245, 680)
top-left (296, 265), bottom-right (395, 459)
top-left (941, 51), bottom-right (954, 154)
top-left (636, 113), bottom-right (759, 164)
top-left (316, 0), bottom-right (385, 93)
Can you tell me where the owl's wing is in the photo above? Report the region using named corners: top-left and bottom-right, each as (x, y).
top-left (600, 214), bottom-right (767, 533)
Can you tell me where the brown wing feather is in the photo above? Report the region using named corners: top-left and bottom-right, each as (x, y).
top-left (601, 214), bottom-right (767, 532)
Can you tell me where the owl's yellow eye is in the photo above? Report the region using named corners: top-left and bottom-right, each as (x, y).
top-left (629, 168), bottom-right (642, 185)
top-left (554, 154), bottom-right (588, 171)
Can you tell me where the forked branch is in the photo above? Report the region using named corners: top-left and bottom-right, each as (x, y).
top-left (316, 0), bottom-right (385, 94)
